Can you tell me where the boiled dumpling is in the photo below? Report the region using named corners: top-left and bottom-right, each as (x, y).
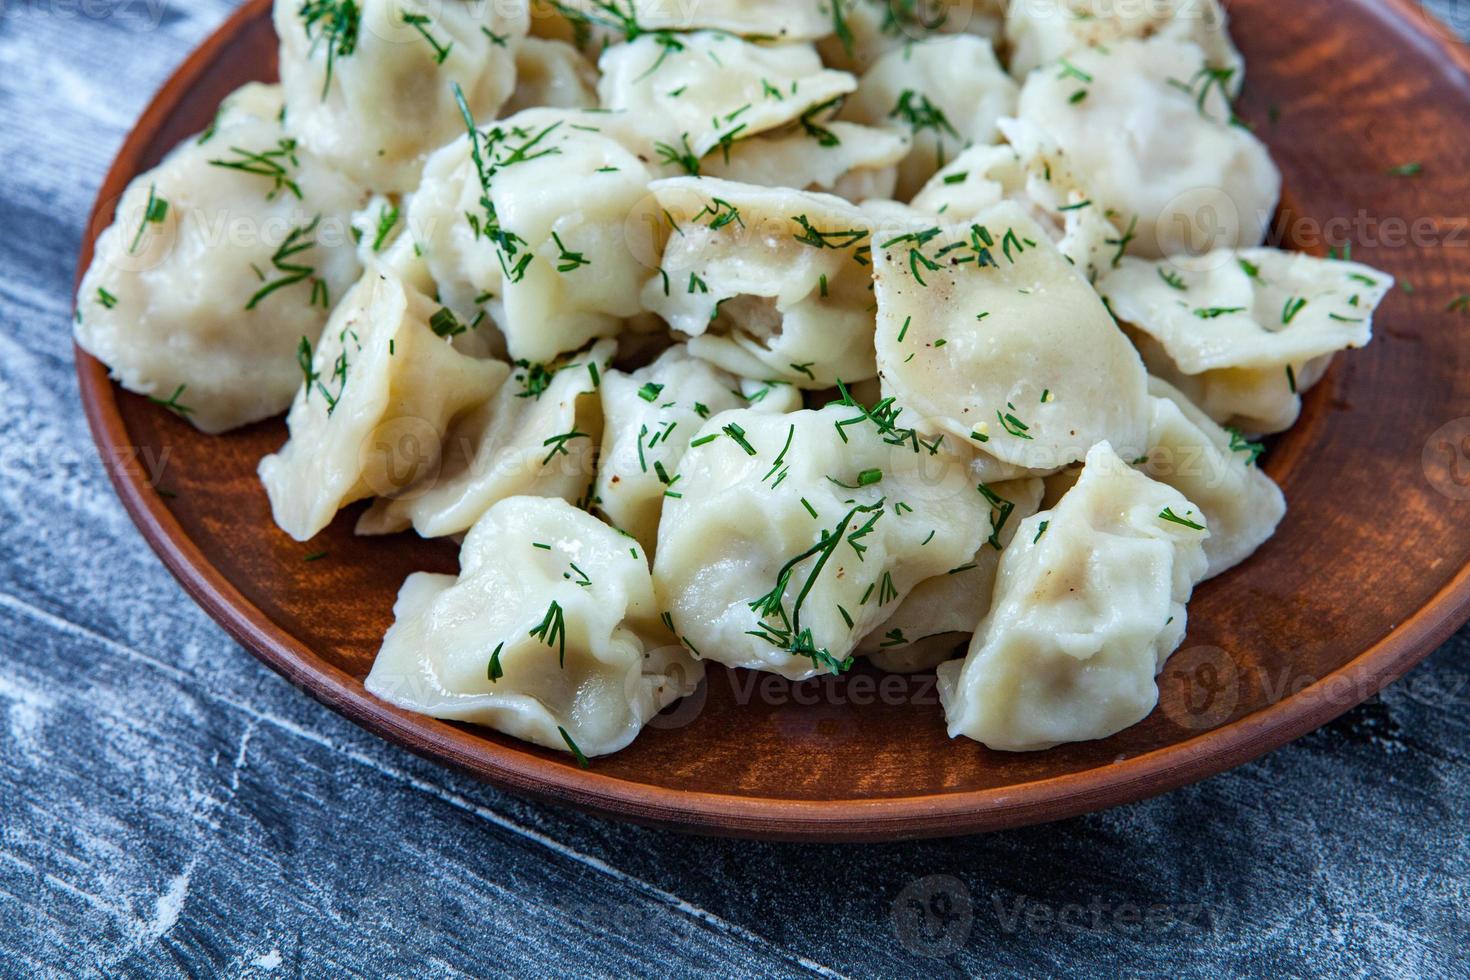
top-left (818, 0), bottom-right (1008, 73)
top-left (503, 37), bottom-right (599, 113)
top-left (598, 32), bottom-right (856, 163)
top-left (859, 197), bottom-right (935, 232)
top-left (909, 118), bottom-right (1123, 284)
top-left (397, 125), bottom-right (510, 355)
top-left (909, 145), bottom-right (1025, 219)
top-left (1140, 378), bottom-right (1286, 578)
top-left (595, 346), bottom-right (783, 554)
top-left (838, 35), bottom-right (1017, 199)
top-left (259, 270), bottom-right (506, 541)
top-left (654, 403), bottom-right (993, 681)
top-left (75, 83), bottom-right (366, 434)
top-left (403, 107), bottom-right (656, 363)
top-left (736, 378), bottom-right (804, 414)
top-left (1005, 0), bottom-right (1243, 89)
top-left (539, 0), bottom-right (835, 44)
top-left (366, 496), bottom-right (703, 758)
top-left (358, 340), bottom-right (615, 538)
top-left (351, 188), bottom-right (439, 292)
top-left (1100, 248), bottom-right (1393, 432)
top-left (350, 193), bottom-right (408, 268)
top-left (938, 442), bottom-right (1210, 751)
top-left (1014, 37), bottom-right (1279, 259)
top-left (873, 200), bottom-right (1152, 471)
top-left (701, 121), bottom-right (910, 202)
top-left (862, 477), bottom-right (1045, 672)
top-left (643, 176), bottom-right (881, 387)
top-left (274, 0), bottom-right (529, 192)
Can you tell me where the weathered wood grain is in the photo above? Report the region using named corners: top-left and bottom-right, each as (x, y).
top-left (1, 0), bottom-right (1467, 975)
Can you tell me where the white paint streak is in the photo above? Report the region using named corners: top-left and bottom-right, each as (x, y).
top-left (252, 948), bottom-right (283, 970)
top-left (231, 723), bottom-right (255, 792)
top-left (148, 866), bottom-right (193, 939)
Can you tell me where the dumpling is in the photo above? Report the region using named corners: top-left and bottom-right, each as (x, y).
top-left (818, 0), bottom-right (1008, 73)
top-left (1014, 37), bottom-right (1279, 259)
top-left (366, 496), bottom-right (703, 758)
top-left (909, 118), bottom-right (1123, 284)
top-left (358, 340), bottom-right (615, 539)
top-left (738, 378), bottom-right (804, 414)
top-left (862, 477), bottom-right (1045, 673)
top-left (1141, 378), bottom-right (1286, 579)
top-left (538, 0), bottom-right (835, 44)
top-left (403, 107), bottom-right (656, 363)
top-left (349, 186), bottom-right (439, 289)
top-left (700, 121), bottom-right (910, 202)
top-left (274, 0), bottom-right (529, 192)
top-left (1099, 248), bottom-right (1394, 432)
top-left (75, 83), bottom-right (366, 434)
top-left (1005, 0), bottom-right (1243, 89)
top-left (597, 32), bottom-right (856, 161)
top-left (350, 193), bottom-right (407, 267)
top-left (837, 35), bottom-right (1016, 200)
top-left (873, 200), bottom-right (1152, 471)
top-left (594, 346), bottom-right (769, 554)
top-left (397, 130), bottom-right (510, 354)
top-left (859, 197), bottom-right (934, 231)
top-left (642, 176), bottom-right (881, 387)
top-left (908, 143), bottom-right (1023, 219)
top-left (259, 270), bottom-right (506, 542)
top-left (503, 37), bottom-right (599, 113)
top-left (654, 403), bottom-right (993, 681)
top-left (937, 442), bottom-right (1210, 752)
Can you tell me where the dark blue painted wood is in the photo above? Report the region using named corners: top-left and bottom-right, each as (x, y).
top-left (0, 3), bottom-right (1466, 975)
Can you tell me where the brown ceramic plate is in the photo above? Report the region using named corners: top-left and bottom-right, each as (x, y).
top-left (75, 0), bottom-right (1470, 841)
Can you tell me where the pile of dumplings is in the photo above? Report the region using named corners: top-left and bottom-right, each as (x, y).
top-left (76, 0), bottom-right (1394, 760)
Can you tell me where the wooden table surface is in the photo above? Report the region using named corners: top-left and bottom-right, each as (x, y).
top-left (2, 2), bottom-right (1468, 975)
